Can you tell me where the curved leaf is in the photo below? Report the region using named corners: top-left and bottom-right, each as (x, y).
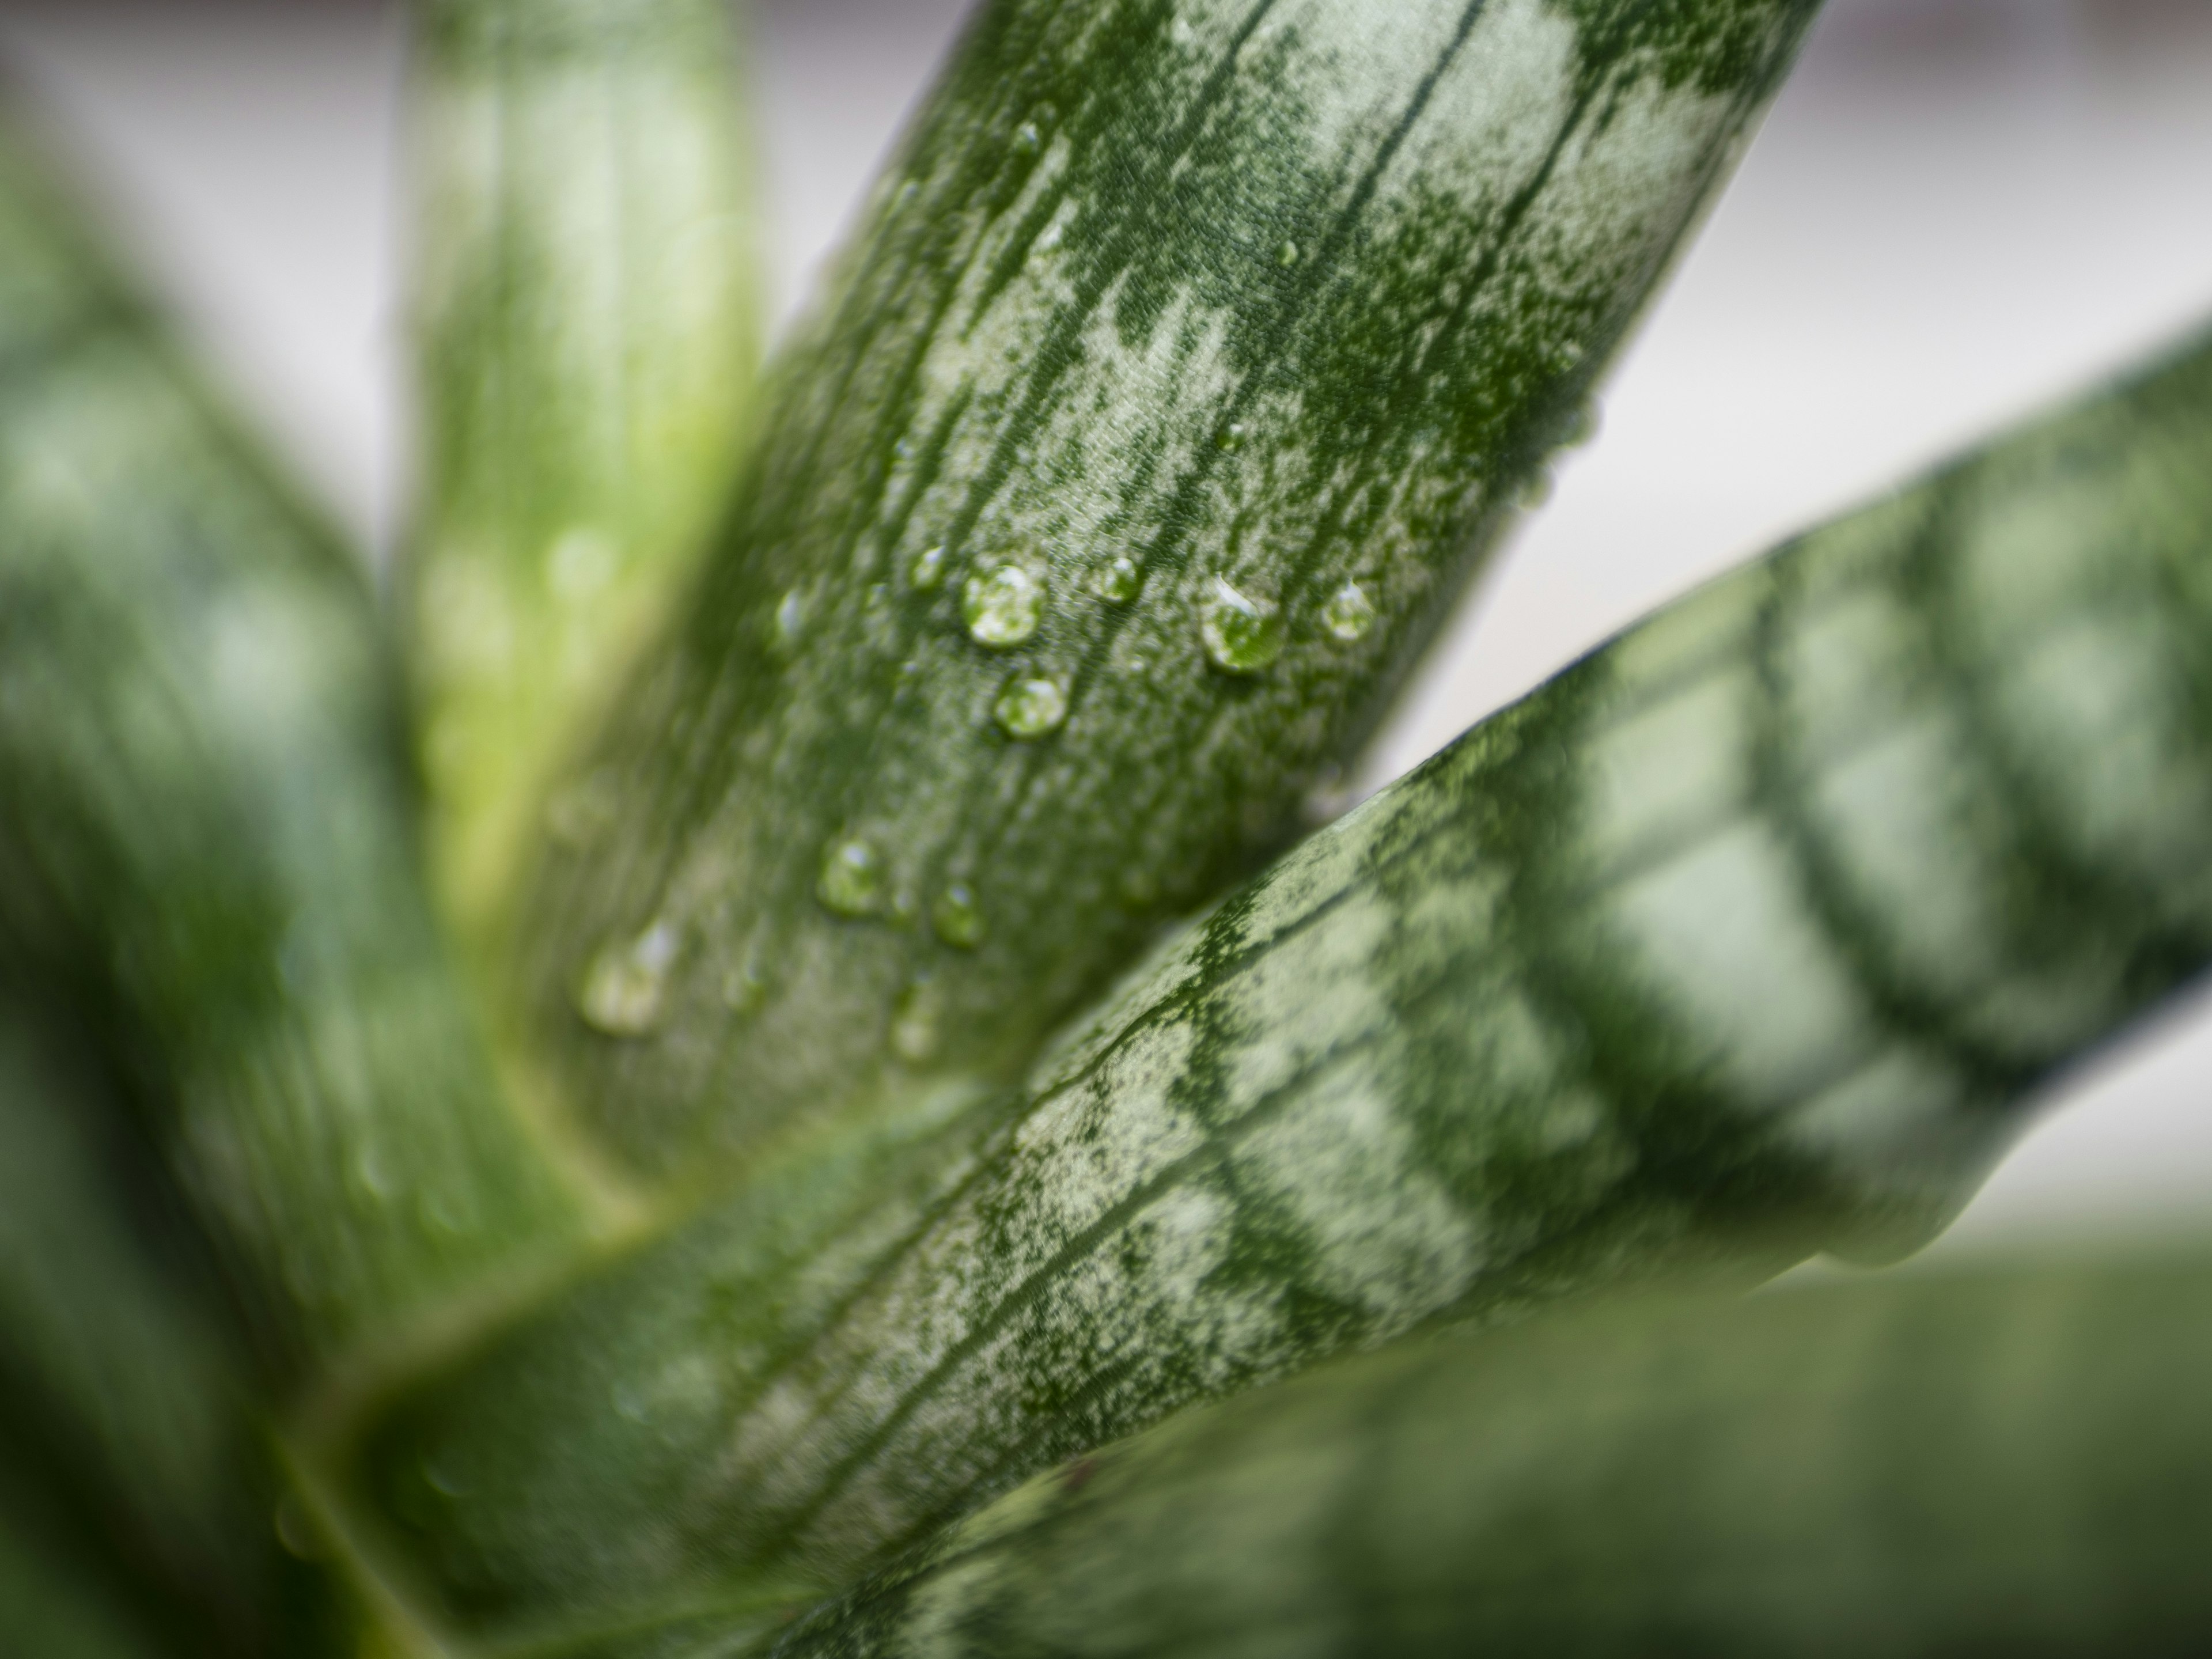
top-left (0, 113), bottom-right (582, 1366)
top-left (778, 1251), bottom-right (2212, 1658)
top-left (404, 0), bottom-right (762, 961)
top-left (340, 315), bottom-right (2212, 1645)
top-left (518, 0), bottom-right (1827, 1183)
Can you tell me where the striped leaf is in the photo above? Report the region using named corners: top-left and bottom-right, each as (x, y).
top-left (404, 0), bottom-right (762, 961)
top-left (775, 1251), bottom-right (2212, 1658)
top-left (0, 116), bottom-right (582, 1366)
top-left (518, 0), bottom-right (1827, 1183)
top-left (338, 316), bottom-right (2212, 1648)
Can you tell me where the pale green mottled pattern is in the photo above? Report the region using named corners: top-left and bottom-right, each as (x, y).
top-left (0, 135), bottom-right (582, 1365)
top-left (775, 1253), bottom-right (2212, 1658)
top-left (346, 322), bottom-right (2212, 1649)
top-left (406, 0), bottom-right (759, 964)
top-left (521, 0), bottom-right (1824, 1181)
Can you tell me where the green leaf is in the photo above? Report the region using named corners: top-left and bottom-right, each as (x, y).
top-left (0, 988), bottom-right (343, 1658)
top-left (517, 0), bottom-right (1827, 1184)
top-left (403, 0), bottom-right (763, 963)
top-left (775, 1249), bottom-right (2212, 1658)
top-left (0, 111), bottom-right (584, 1366)
top-left (335, 312), bottom-right (2212, 1650)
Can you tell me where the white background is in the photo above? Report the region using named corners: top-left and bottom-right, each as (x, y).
top-left (2, 0), bottom-right (2210, 1263)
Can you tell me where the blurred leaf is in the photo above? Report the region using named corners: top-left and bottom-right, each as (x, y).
top-left (0, 110), bottom-right (583, 1367)
top-left (404, 0), bottom-right (763, 965)
top-left (776, 1249), bottom-right (2212, 1658)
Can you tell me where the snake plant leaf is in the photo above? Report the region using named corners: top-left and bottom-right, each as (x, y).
top-left (773, 1251), bottom-right (2212, 1659)
top-left (519, 0), bottom-right (1828, 1184)
top-left (337, 316), bottom-right (2212, 1648)
top-left (404, 0), bottom-right (762, 963)
top-left (0, 115), bottom-right (582, 1367)
top-left (0, 990), bottom-right (344, 1659)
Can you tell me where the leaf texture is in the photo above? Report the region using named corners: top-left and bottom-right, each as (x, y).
top-left (404, 0), bottom-right (762, 961)
top-left (776, 1251), bottom-right (2212, 1658)
top-left (0, 990), bottom-right (340, 1658)
top-left (0, 116), bottom-right (582, 1367)
top-left (342, 318), bottom-right (2212, 1649)
top-left (518, 0), bottom-right (1827, 1183)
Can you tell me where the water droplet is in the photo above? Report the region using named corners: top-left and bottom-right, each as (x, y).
top-left (772, 589), bottom-right (807, 651)
top-left (818, 838), bottom-right (885, 918)
top-left (274, 1497), bottom-right (321, 1560)
top-left (422, 1453), bottom-right (473, 1500)
top-left (890, 980), bottom-right (941, 1063)
top-left (721, 950), bottom-right (770, 1012)
top-left (932, 884), bottom-right (987, 949)
top-left (910, 544), bottom-right (947, 590)
top-left (1562, 401), bottom-right (1600, 448)
top-left (577, 921), bottom-right (680, 1037)
top-left (1092, 555), bottom-right (1141, 604)
top-left (1199, 578), bottom-right (1282, 675)
top-left (962, 563), bottom-right (1044, 648)
top-left (546, 528), bottom-right (617, 601)
top-left (354, 1146), bottom-right (399, 1202)
top-left (1321, 581), bottom-right (1376, 643)
top-left (994, 676), bottom-right (1067, 738)
top-left (418, 1187), bottom-right (473, 1236)
top-left (1277, 240), bottom-right (1301, 268)
top-left (1215, 422), bottom-right (1247, 453)
top-left (1013, 121), bottom-right (1041, 154)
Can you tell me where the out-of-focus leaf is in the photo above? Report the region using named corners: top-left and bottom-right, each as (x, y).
top-left (775, 1251), bottom-right (2212, 1658)
top-left (0, 112), bottom-right (583, 1368)
top-left (518, 0), bottom-right (1828, 1185)
top-left (403, 0), bottom-right (762, 963)
top-left (0, 988), bottom-right (343, 1657)
top-left (338, 312), bottom-right (2212, 1648)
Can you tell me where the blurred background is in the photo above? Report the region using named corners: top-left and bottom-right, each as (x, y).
top-left (1, 0), bottom-right (2209, 1262)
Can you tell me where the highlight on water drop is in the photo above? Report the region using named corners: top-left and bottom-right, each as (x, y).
top-left (1092, 554), bottom-right (1141, 604)
top-left (1199, 577), bottom-right (1283, 675)
top-left (889, 978), bottom-right (942, 1063)
top-left (932, 883), bottom-right (987, 950)
top-left (576, 919), bottom-right (680, 1037)
top-left (1321, 580), bottom-right (1376, 643)
top-left (962, 562), bottom-right (1045, 648)
top-left (994, 674), bottom-right (1068, 738)
top-left (909, 543), bottom-right (947, 590)
top-left (817, 836), bottom-right (886, 918)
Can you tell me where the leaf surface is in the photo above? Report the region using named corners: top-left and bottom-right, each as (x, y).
top-left (778, 1251), bottom-right (2212, 1658)
top-left (519, 0), bottom-right (1827, 1183)
top-left (343, 317), bottom-right (2212, 1649)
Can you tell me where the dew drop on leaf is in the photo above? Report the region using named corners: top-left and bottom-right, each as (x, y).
top-left (963, 563), bottom-right (1044, 647)
top-left (576, 921), bottom-right (680, 1036)
top-left (890, 979), bottom-right (941, 1063)
top-left (1321, 581), bottom-right (1376, 642)
top-left (1199, 577), bottom-right (1283, 674)
top-left (909, 543), bottom-right (947, 590)
top-left (1092, 554), bottom-right (1141, 604)
top-left (932, 883), bottom-right (987, 949)
top-left (1277, 239), bottom-right (1301, 267)
top-left (994, 675), bottom-right (1067, 738)
top-left (817, 838), bottom-right (885, 917)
